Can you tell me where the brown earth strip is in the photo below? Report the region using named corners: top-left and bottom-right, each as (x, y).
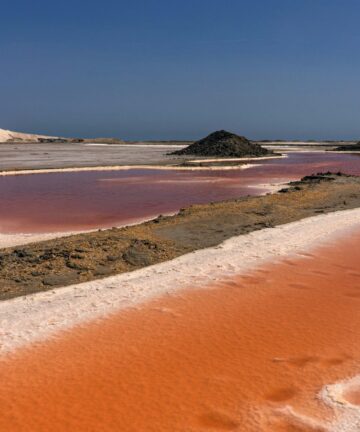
top-left (0, 172), bottom-right (359, 300)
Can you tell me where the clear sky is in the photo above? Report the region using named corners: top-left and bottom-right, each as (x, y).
top-left (1, 0), bottom-right (360, 140)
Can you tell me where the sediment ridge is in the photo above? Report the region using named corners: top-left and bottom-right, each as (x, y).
top-left (333, 141), bottom-right (360, 152)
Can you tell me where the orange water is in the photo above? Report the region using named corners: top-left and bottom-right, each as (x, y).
top-left (1, 231), bottom-right (360, 431)
top-left (343, 387), bottom-right (360, 406)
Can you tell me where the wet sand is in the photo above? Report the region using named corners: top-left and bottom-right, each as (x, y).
top-left (1, 224), bottom-right (360, 431)
top-left (1, 151), bottom-right (360, 234)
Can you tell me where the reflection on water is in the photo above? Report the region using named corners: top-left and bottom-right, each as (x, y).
top-left (0, 151), bottom-right (360, 233)
top-left (0, 230), bottom-right (360, 431)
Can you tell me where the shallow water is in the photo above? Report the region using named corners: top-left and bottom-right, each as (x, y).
top-left (1, 229), bottom-right (360, 431)
top-left (343, 387), bottom-right (360, 406)
top-left (1, 151), bottom-right (360, 233)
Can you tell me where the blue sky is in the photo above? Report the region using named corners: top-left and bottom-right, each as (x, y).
top-left (1, 0), bottom-right (360, 140)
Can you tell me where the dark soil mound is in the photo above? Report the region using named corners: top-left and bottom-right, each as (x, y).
top-left (171, 130), bottom-right (274, 157)
top-left (334, 141), bottom-right (360, 151)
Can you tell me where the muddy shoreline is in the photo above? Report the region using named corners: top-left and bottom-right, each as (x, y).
top-left (1, 172), bottom-right (360, 300)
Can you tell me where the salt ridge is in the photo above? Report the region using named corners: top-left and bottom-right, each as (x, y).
top-left (0, 162), bottom-right (256, 177)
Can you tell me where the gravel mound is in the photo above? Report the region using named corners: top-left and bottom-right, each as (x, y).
top-left (334, 141), bottom-right (360, 151)
top-left (171, 130), bottom-right (274, 157)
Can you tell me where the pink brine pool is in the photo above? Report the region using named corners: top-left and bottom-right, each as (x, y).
top-left (1, 151), bottom-right (360, 234)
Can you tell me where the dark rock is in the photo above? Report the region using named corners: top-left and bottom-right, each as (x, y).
top-left (26, 256), bottom-right (41, 264)
top-left (153, 214), bottom-right (165, 224)
top-left (300, 174), bottom-right (335, 183)
top-left (43, 273), bottom-right (78, 286)
top-left (122, 247), bottom-right (153, 267)
top-left (70, 253), bottom-right (85, 259)
top-left (39, 249), bottom-right (56, 260)
top-left (107, 255), bottom-right (119, 262)
top-left (13, 249), bottom-right (33, 258)
top-left (75, 248), bottom-right (88, 253)
top-left (94, 266), bottom-right (113, 276)
top-left (66, 260), bottom-right (87, 271)
top-left (333, 141), bottom-right (360, 151)
top-left (170, 130), bottom-right (274, 157)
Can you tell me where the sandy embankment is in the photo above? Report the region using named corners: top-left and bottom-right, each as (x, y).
top-left (1, 208), bottom-right (360, 355)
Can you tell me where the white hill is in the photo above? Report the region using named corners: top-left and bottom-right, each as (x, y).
top-left (0, 128), bottom-right (58, 143)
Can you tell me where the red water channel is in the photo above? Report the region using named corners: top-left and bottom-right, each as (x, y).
top-left (1, 152), bottom-right (360, 233)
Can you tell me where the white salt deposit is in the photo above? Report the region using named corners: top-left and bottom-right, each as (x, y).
top-left (0, 162), bottom-right (256, 177)
top-left (0, 128), bottom-right (57, 143)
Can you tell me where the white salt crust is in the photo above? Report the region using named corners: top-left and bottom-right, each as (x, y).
top-left (0, 162), bottom-right (257, 177)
